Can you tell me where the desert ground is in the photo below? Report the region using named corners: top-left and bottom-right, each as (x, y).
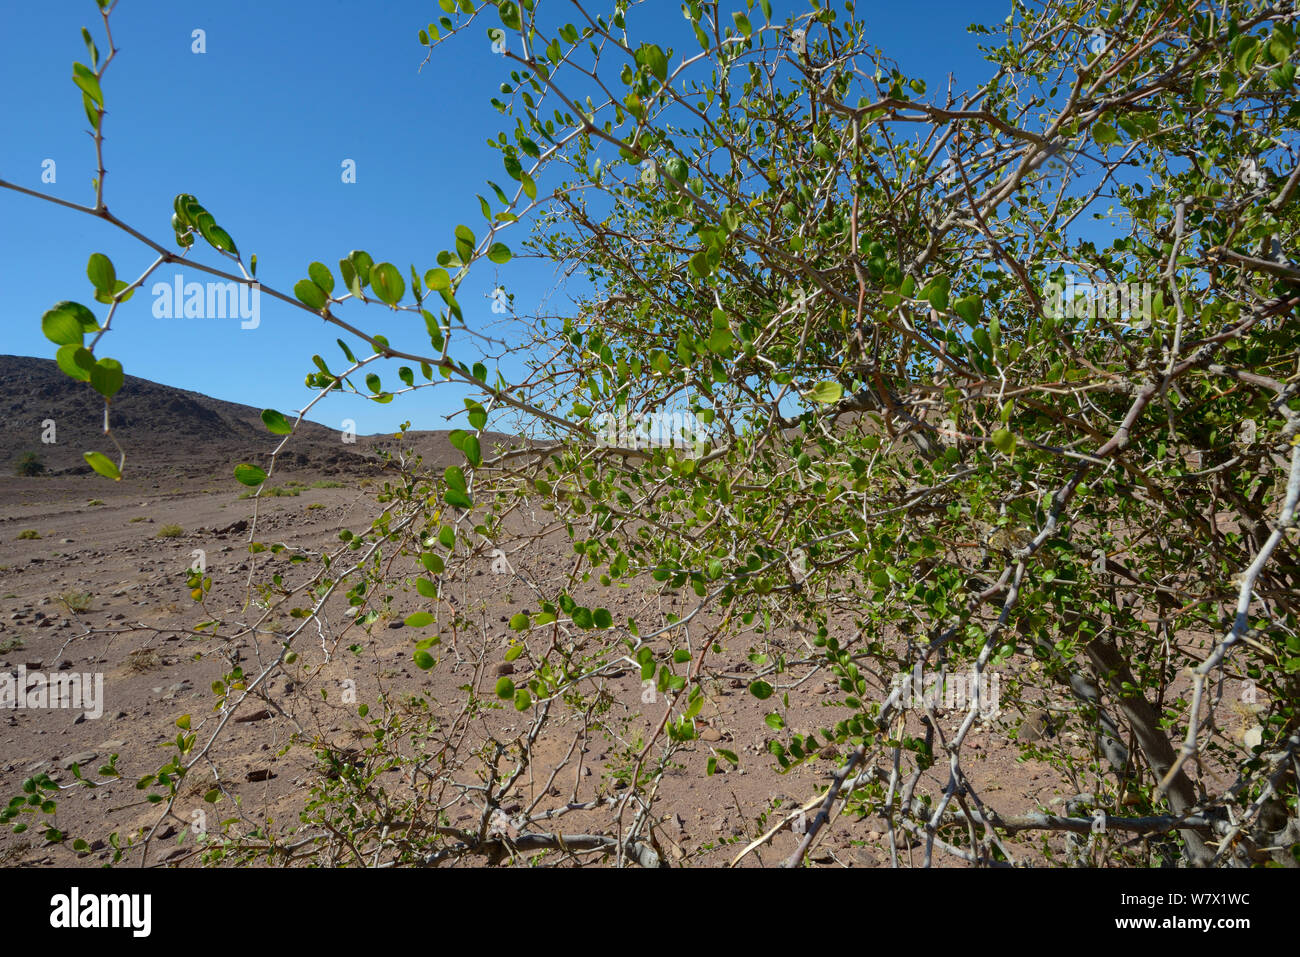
top-left (0, 354), bottom-right (1252, 867)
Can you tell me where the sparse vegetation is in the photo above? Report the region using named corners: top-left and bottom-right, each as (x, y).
top-left (239, 485), bottom-right (300, 499)
top-left (15, 530), bottom-right (40, 541)
top-left (125, 648), bottom-right (163, 673)
top-left (13, 452), bottom-right (46, 477)
top-left (308, 480), bottom-right (344, 489)
top-left (156, 524), bottom-right (184, 538)
top-left (307, 502), bottom-right (325, 510)
top-left (58, 590), bottom-right (93, 613)
top-left (86, 499), bottom-right (105, 506)
top-left (0, 637), bottom-right (25, 654)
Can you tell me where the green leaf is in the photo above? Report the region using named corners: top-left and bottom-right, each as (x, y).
top-left (925, 275), bottom-right (951, 311)
top-left (424, 267), bottom-right (451, 291)
top-left (732, 11), bottom-right (752, 37)
top-left (415, 577), bottom-right (439, 598)
top-left (234, 463), bottom-right (267, 487)
top-left (260, 409), bottom-right (293, 434)
top-left (1092, 123), bottom-right (1119, 147)
top-left (509, 613), bottom-right (529, 631)
top-left (41, 305), bottom-right (88, 346)
top-left (294, 279), bottom-right (328, 311)
top-left (495, 676), bottom-right (515, 699)
top-left (454, 225), bottom-right (476, 262)
top-left (807, 381), bottom-right (842, 404)
top-left (498, 0), bottom-right (521, 30)
top-left (444, 489), bottom-right (473, 509)
top-left (572, 606), bottom-right (594, 629)
top-left (207, 225), bottom-right (238, 255)
top-left (636, 43), bottom-right (668, 82)
top-left (90, 358), bottom-right (123, 399)
top-left (513, 688), bottom-right (532, 711)
top-left (405, 612), bottom-right (435, 628)
top-left (308, 262), bottom-right (335, 294)
top-left (954, 295), bottom-right (983, 326)
top-left (765, 712), bottom-right (785, 730)
top-left (991, 429), bottom-right (1016, 455)
top-left (95, 279), bottom-right (134, 305)
top-left (462, 434), bottom-right (482, 467)
top-left (86, 253), bottom-right (115, 294)
top-left (83, 451), bottom-right (120, 481)
top-left (55, 345), bottom-right (95, 382)
top-left (348, 250), bottom-right (373, 286)
top-left (593, 608), bottom-right (613, 629)
top-left (369, 262), bottom-right (405, 305)
top-left (487, 242), bottom-right (512, 264)
top-left (749, 680), bottom-right (773, 700)
top-left (444, 466), bottom-right (468, 493)
top-left (71, 62), bottom-right (102, 107)
top-left (413, 649), bottom-right (436, 670)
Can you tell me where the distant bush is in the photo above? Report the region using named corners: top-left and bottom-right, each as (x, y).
top-left (239, 485), bottom-right (300, 499)
top-left (13, 452), bottom-right (45, 477)
top-left (156, 524), bottom-right (184, 538)
top-left (59, 590), bottom-right (93, 613)
top-left (15, 530), bottom-right (40, 541)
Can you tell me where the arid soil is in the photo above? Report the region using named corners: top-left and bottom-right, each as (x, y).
top-left (0, 355), bottom-right (1255, 867)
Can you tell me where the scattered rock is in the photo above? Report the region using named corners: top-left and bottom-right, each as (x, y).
top-left (1017, 709), bottom-right (1055, 742)
top-left (60, 751), bottom-right (98, 770)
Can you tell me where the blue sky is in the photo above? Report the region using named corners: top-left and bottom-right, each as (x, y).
top-left (0, 0), bottom-right (1013, 436)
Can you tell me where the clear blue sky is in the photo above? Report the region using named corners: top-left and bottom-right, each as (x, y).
top-left (1, 0), bottom-right (1011, 436)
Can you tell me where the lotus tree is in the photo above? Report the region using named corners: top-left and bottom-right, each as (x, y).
top-left (2, 0), bottom-right (1297, 867)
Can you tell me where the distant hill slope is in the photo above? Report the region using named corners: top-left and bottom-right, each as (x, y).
top-left (0, 354), bottom-right (516, 477)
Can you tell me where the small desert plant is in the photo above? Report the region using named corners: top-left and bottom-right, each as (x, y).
top-left (309, 480), bottom-right (344, 489)
top-left (239, 485), bottom-right (300, 499)
top-left (59, 590), bottom-right (93, 613)
top-left (129, 516), bottom-right (148, 523)
top-left (87, 499), bottom-right (105, 506)
top-left (15, 530), bottom-right (40, 541)
top-left (13, 452), bottom-right (46, 477)
top-left (126, 648), bottom-right (163, 673)
top-left (0, 637), bottom-right (25, 654)
top-left (156, 524), bottom-right (184, 538)
top-left (307, 502), bottom-right (325, 510)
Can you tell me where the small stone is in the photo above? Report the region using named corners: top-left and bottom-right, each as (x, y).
top-left (61, 751), bottom-right (98, 770)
